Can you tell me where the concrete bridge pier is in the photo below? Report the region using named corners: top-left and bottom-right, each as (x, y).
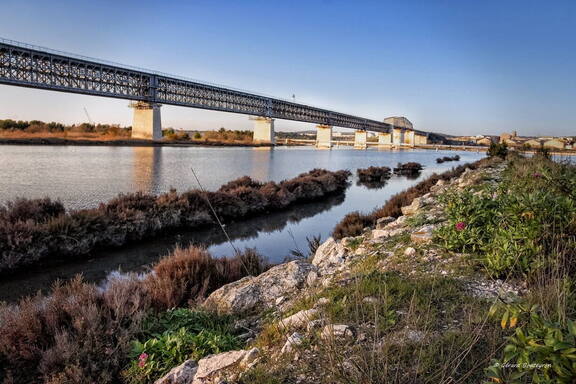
top-left (405, 129), bottom-right (415, 147)
top-left (354, 130), bottom-right (367, 149)
top-left (131, 102), bottom-right (162, 140)
top-left (251, 117), bottom-right (275, 144)
top-left (392, 127), bottom-right (403, 147)
top-left (315, 124), bottom-right (332, 149)
top-left (378, 132), bottom-right (392, 148)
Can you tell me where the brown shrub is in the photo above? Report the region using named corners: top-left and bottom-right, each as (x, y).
top-left (218, 176), bottom-right (263, 193)
top-left (357, 166), bottom-right (391, 182)
top-left (145, 246), bottom-right (268, 310)
top-left (332, 211), bottom-right (372, 240)
top-left (0, 198), bottom-right (65, 224)
top-left (393, 162), bottom-right (423, 176)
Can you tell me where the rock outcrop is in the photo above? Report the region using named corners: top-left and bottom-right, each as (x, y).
top-left (204, 260), bottom-right (316, 315)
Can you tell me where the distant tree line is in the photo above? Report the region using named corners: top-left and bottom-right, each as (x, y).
top-left (0, 119), bottom-right (131, 137)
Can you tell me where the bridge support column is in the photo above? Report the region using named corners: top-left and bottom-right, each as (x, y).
top-left (315, 125), bottom-right (332, 149)
top-left (251, 117), bottom-right (275, 144)
top-left (404, 129), bottom-right (415, 147)
top-left (354, 130), bottom-right (367, 149)
top-left (415, 133), bottom-right (428, 145)
top-left (392, 127), bottom-right (403, 147)
top-left (131, 102), bottom-right (162, 140)
top-left (378, 132), bottom-right (392, 148)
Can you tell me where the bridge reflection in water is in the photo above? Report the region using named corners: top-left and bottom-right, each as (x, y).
top-left (132, 147), bottom-right (163, 194)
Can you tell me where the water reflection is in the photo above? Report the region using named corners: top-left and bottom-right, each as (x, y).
top-left (356, 179), bottom-right (388, 189)
top-left (250, 147), bottom-right (274, 181)
top-left (133, 147), bottom-right (163, 193)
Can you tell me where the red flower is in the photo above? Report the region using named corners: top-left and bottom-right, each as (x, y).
top-left (455, 221), bottom-right (466, 231)
top-left (138, 353), bottom-right (148, 368)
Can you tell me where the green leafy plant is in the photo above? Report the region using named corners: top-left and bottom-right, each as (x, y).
top-left (486, 304), bottom-right (576, 384)
top-left (122, 309), bottom-right (241, 384)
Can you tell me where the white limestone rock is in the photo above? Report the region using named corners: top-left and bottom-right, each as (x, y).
top-left (320, 324), bottom-right (356, 340)
top-left (404, 247), bottom-right (416, 257)
top-left (376, 216), bottom-right (396, 229)
top-left (204, 260), bottom-right (316, 314)
top-left (193, 348), bottom-right (259, 383)
top-left (401, 198), bottom-right (421, 216)
top-left (312, 237), bottom-right (347, 272)
top-left (410, 225), bottom-right (435, 243)
top-left (279, 308), bottom-right (319, 330)
top-left (154, 359), bottom-right (198, 384)
top-left (281, 332), bottom-right (304, 354)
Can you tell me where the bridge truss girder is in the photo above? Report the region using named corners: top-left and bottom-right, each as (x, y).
top-left (0, 41), bottom-right (394, 132)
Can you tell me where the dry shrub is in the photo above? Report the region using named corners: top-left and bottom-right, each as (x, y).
top-left (145, 246), bottom-right (268, 310)
top-left (0, 198), bottom-right (65, 224)
top-left (332, 212), bottom-right (372, 240)
top-left (0, 275), bottom-right (149, 384)
top-left (218, 176), bottom-right (263, 193)
top-left (357, 166), bottom-right (391, 182)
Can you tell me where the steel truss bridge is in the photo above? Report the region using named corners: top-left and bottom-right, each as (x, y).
top-left (0, 39), bottom-right (410, 133)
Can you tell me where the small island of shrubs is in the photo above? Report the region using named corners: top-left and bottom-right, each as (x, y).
top-left (436, 155), bottom-right (460, 163)
top-left (357, 166), bottom-right (392, 182)
top-left (393, 162), bottom-right (423, 176)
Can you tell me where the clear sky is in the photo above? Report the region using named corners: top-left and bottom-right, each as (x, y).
top-left (0, 0), bottom-right (574, 136)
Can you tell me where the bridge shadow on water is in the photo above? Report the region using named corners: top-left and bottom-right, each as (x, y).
top-left (0, 192), bottom-right (345, 303)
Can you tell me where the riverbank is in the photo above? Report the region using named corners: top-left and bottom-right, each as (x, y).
top-left (0, 169), bottom-right (351, 273)
top-left (0, 137), bottom-right (282, 147)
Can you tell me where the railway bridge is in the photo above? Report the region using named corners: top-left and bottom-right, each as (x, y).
top-left (0, 38), bottom-right (427, 148)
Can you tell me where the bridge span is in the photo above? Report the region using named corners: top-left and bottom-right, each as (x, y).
top-left (0, 38), bottom-right (427, 147)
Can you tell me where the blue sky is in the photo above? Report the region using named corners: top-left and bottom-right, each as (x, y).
top-left (0, 0), bottom-right (574, 136)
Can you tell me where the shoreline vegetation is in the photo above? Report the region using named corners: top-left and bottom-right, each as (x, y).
top-left (0, 169), bottom-right (351, 273)
top-left (0, 119), bottom-right (280, 147)
top-left (333, 158), bottom-right (483, 239)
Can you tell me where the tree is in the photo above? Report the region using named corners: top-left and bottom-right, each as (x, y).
top-left (487, 142), bottom-right (508, 158)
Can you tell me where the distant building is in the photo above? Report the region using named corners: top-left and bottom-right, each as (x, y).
top-left (499, 131), bottom-right (518, 143)
top-left (543, 139), bottom-right (566, 150)
top-left (383, 116), bottom-right (413, 129)
top-left (476, 137), bottom-right (494, 146)
top-left (524, 139), bottom-right (543, 148)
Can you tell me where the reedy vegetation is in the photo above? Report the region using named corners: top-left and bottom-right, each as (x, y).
top-left (0, 169), bottom-right (350, 273)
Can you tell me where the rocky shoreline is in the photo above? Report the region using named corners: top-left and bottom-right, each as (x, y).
top-left (149, 157), bottom-right (520, 383)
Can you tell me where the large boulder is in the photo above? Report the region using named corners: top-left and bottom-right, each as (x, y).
top-left (204, 260), bottom-right (316, 314)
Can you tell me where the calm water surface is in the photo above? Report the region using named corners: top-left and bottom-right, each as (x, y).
top-left (0, 145), bottom-right (485, 301)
